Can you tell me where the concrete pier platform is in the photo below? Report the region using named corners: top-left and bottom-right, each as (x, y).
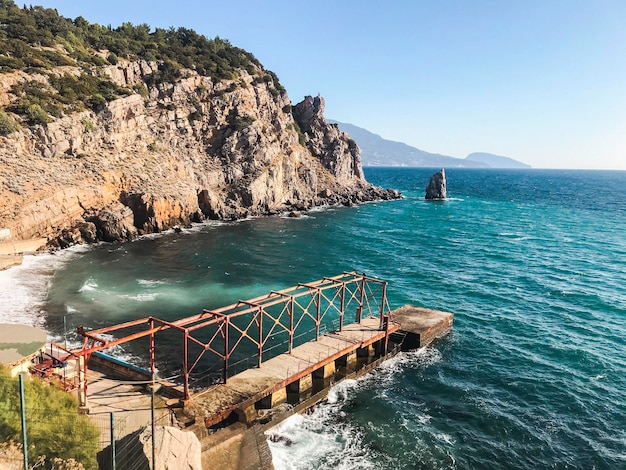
top-left (189, 316), bottom-right (400, 427)
top-left (392, 305), bottom-right (454, 349)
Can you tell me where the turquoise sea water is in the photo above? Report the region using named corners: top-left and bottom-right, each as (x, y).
top-left (3, 168), bottom-right (625, 469)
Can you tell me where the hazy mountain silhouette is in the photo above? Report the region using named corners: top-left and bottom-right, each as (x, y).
top-left (332, 121), bottom-right (530, 169)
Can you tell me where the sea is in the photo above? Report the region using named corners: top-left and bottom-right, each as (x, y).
top-left (1, 167), bottom-right (624, 469)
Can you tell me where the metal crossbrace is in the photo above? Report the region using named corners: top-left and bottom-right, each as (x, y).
top-left (73, 272), bottom-right (390, 403)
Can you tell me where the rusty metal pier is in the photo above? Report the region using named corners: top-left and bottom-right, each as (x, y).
top-left (71, 272), bottom-right (396, 409)
top-left (64, 271), bottom-right (453, 445)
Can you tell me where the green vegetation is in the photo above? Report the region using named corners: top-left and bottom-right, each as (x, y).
top-left (289, 122), bottom-right (307, 146)
top-left (230, 113), bottom-right (256, 132)
top-left (7, 73), bottom-right (132, 121)
top-left (82, 118), bottom-right (95, 132)
top-left (0, 367), bottom-right (100, 469)
top-left (0, 1), bottom-right (288, 128)
top-left (0, 1), bottom-right (265, 82)
top-left (0, 109), bottom-right (20, 134)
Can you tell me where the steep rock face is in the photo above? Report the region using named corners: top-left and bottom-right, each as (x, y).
top-left (0, 60), bottom-right (400, 246)
top-left (292, 95), bottom-right (363, 182)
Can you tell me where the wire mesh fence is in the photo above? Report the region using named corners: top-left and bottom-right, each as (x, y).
top-left (0, 374), bottom-right (175, 470)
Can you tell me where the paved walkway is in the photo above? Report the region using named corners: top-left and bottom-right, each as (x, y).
top-left (190, 316), bottom-right (399, 424)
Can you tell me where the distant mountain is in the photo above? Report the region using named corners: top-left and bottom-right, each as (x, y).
top-left (465, 152), bottom-right (531, 169)
top-left (332, 121), bottom-right (530, 169)
top-left (331, 121), bottom-right (487, 168)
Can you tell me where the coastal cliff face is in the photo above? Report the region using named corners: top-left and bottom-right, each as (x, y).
top-left (0, 60), bottom-right (398, 247)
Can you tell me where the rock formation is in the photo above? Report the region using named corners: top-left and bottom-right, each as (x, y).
top-left (425, 169), bottom-right (447, 200)
top-left (0, 61), bottom-right (400, 248)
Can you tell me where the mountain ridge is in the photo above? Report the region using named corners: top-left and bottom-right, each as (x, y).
top-left (331, 121), bottom-right (530, 169)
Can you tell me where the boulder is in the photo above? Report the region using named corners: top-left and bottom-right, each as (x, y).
top-left (425, 169), bottom-right (447, 200)
top-left (87, 202), bottom-right (138, 242)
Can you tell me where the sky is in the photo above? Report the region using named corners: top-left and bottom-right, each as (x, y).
top-left (32, 0), bottom-right (626, 170)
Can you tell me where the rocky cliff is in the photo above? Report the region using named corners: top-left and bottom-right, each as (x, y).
top-left (0, 59), bottom-right (399, 248)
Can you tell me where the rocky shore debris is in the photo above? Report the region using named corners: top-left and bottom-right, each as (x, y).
top-left (425, 168), bottom-right (447, 200)
top-left (267, 433), bottom-right (294, 446)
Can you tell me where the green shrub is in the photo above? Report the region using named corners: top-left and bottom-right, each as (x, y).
top-left (133, 83), bottom-right (149, 97)
top-left (0, 110), bottom-right (21, 135)
top-left (0, 368), bottom-right (100, 469)
top-left (231, 114), bottom-right (256, 131)
top-left (82, 118), bottom-right (95, 132)
top-left (87, 93), bottom-right (106, 111)
top-left (25, 104), bottom-right (50, 125)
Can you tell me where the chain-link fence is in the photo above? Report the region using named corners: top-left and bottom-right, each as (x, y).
top-left (0, 374), bottom-right (174, 470)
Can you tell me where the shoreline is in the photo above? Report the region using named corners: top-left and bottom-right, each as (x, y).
top-left (0, 196), bottom-right (400, 330)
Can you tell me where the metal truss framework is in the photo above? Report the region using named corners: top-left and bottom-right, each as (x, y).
top-left (75, 272), bottom-right (391, 401)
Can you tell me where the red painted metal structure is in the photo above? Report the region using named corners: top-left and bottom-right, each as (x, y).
top-left (74, 272), bottom-right (391, 403)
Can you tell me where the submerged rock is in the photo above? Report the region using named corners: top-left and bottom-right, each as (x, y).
top-left (425, 169), bottom-right (447, 200)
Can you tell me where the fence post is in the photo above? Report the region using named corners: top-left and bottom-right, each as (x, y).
top-left (110, 412), bottom-right (116, 470)
top-left (19, 374), bottom-right (28, 470)
top-left (151, 373), bottom-right (156, 470)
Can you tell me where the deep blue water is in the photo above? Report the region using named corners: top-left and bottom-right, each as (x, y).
top-left (17, 168), bottom-right (626, 469)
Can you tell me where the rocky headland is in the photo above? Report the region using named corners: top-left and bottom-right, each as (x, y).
top-left (0, 4), bottom-right (400, 255)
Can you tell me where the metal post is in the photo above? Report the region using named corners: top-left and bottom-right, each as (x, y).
top-left (223, 318), bottom-right (229, 383)
top-left (110, 412), bottom-right (116, 470)
top-left (379, 282), bottom-right (387, 329)
top-left (19, 374), bottom-right (28, 470)
top-left (149, 319), bottom-right (155, 377)
top-left (357, 277), bottom-right (365, 323)
top-left (257, 308), bottom-right (263, 368)
top-left (288, 297), bottom-right (294, 353)
top-left (339, 282), bottom-right (345, 332)
top-left (151, 373), bottom-right (156, 470)
top-left (64, 315), bottom-right (67, 350)
top-left (314, 289), bottom-right (321, 341)
top-left (183, 329), bottom-right (190, 401)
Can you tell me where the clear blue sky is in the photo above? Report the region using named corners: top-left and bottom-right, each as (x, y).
top-left (33, 1), bottom-right (626, 169)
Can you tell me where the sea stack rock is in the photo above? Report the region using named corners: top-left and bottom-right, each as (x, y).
top-left (425, 169), bottom-right (447, 200)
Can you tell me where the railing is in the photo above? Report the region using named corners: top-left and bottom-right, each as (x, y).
top-left (74, 272), bottom-right (391, 402)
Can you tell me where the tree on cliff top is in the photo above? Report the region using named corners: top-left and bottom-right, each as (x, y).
top-left (0, 0), bottom-right (265, 81)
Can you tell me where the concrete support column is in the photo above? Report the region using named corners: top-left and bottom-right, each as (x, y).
top-left (257, 387), bottom-right (287, 409)
top-left (313, 362), bottom-right (335, 380)
top-left (357, 344), bottom-right (375, 358)
top-left (345, 352), bottom-right (357, 371)
top-left (287, 374), bottom-right (312, 394)
top-left (236, 405), bottom-right (257, 424)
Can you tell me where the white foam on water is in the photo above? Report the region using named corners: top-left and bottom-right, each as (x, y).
top-left (268, 348), bottom-right (444, 469)
top-left (0, 247), bottom-right (86, 327)
top-left (268, 377), bottom-right (379, 470)
top-left (118, 293), bottom-right (160, 302)
top-left (78, 277), bottom-right (98, 292)
top-left (137, 279), bottom-right (167, 287)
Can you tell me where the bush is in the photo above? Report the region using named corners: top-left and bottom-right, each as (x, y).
top-left (82, 118), bottom-right (95, 132)
top-left (0, 368), bottom-right (100, 469)
top-left (87, 93), bottom-right (106, 111)
top-left (133, 83), bottom-right (149, 98)
top-left (231, 114), bottom-right (256, 131)
top-left (0, 110), bottom-right (20, 135)
top-left (25, 104), bottom-right (50, 125)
